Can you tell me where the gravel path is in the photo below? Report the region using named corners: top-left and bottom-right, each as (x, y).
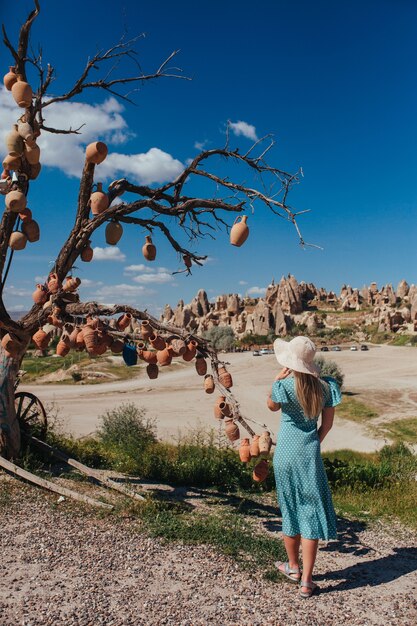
top-left (0, 477), bottom-right (416, 626)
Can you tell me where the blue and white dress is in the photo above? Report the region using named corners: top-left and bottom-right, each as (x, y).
top-left (271, 375), bottom-right (341, 540)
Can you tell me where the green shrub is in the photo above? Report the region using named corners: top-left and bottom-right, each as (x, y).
top-left (203, 326), bottom-right (236, 351)
top-left (314, 355), bottom-right (344, 387)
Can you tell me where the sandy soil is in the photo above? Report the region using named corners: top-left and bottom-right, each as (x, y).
top-left (23, 345), bottom-right (417, 452)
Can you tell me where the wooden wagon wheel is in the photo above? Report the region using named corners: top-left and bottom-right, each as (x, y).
top-left (14, 391), bottom-right (48, 440)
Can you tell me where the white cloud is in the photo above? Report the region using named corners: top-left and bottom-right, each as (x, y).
top-left (78, 278), bottom-right (103, 288)
top-left (229, 120), bottom-right (258, 141)
top-left (92, 246), bottom-right (126, 262)
top-left (8, 304), bottom-right (27, 312)
top-left (98, 148), bottom-right (183, 185)
top-left (90, 283), bottom-right (156, 306)
top-left (124, 264), bottom-right (170, 274)
top-left (3, 285), bottom-right (31, 297)
top-left (246, 286), bottom-right (266, 296)
top-left (34, 275), bottom-right (47, 283)
top-left (133, 272), bottom-right (173, 285)
top-left (194, 139), bottom-right (209, 151)
top-left (239, 280), bottom-right (248, 285)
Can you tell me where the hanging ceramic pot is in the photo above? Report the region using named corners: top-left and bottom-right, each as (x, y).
top-left (259, 431), bottom-right (272, 455)
top-left (24, 142), bottom-right (40, 165)
top-left (170, 338), bottom-right (187, 356)
top-left (3, 67), bottom-right (17, 91)
top-left (142, 235), bottom-right (156, 261)
top-left (182, 339), bottom-right (198, 362)
top-left (19, 208), bottom-right (32, 221)
top-left (213, 396), bottom-right (226, 419)
top-left (253, 459), bottom-right (269, 482)
top-left (5, 190), bottom-right (26, 212)
top-left (122, 343), bottom-right (138, 366)
top-left (218, 366), bottom-right (233, 389)
top-left (156, 348), bottom-right (172, 366)
top-left (117, 313), bottom-right (132, 331)
top-left (85, 141), bottom-right (108, 164)
top-left (2, 155), bottom-right (21, 171)
top-left (230, 215), bottom-right (249, 247)
top-left (219, 400), bottom-right (231, 417)
top-left (146, 363), bottom-right (159, 380)
top-left (1, 169), bottom-right (10, 180)
top-left (90, 182), bottom-right (109, 215)
top-left (81, 241), bottom-right (93, 262)
top-left (239, 439), bottom-right (251, 463)
top-left (82, 326), bottom-right (98, 354)
top-left (56, 336), bottom-right (71, 357)
top-left (149, 333), bottom-right (166, 351)
top-left (11, 76), bottom-right (33, 108)
top-left (140, 320), bottom-right (153, 341)
top-left (224, 418), bottom-right (240, 442)
top-left (22, 219), bottom-right (40, 243)
top-left (105, 220), bottom-right (123, 245)
top-left (110, 339), bottom-right (124, 354)
top-left (32, 284), bottom-right (48, 305)
top-left (75, 329), bottom-right (85, 351)
top-left (68, 327), bottom-right (80, 349)
top-left (48, 272), bottom-right (62, 294)
top-left (9, 231), bottom-right (27, 250)
top-left (63, 276), bottom-right (81, 292)
top-left (267, 396), bottom-right (280, 411)
top-left (204, 374), bottom-right (215, 394)
top-left (6, 126), bottom-right (24, 157)
top-left (17, 118), bottom-right (36, 143)
top-left (250, 435), bottom-right (260, 458)
top-left (137, 349), bottom-right (158, 365)
top-left (195, 355), bottom-right (207, 376)
top-left (28, 162), bottom-right (41, 180)
top-left (136, 341), bottom-right (146, 351)
top-left (1, 333), bottom-right (23, 358)
top-left (32, 329), bottom-right (50, 351)
top-left (48, 307), bottom-right (63, 329)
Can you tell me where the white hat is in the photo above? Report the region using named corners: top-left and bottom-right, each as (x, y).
top-left (273, 336), bottom-right (320, 377)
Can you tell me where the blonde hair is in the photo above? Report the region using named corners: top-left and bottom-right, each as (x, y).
top-left (294, 372), bottom-right (328, 419)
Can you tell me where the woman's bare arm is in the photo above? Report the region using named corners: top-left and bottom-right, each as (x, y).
top-left (318, 407), bottom-right (335, 443)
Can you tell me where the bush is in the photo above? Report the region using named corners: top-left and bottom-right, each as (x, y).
top-left (203, 326), bottom-right (236, 351)
top-left (314, 355), bottom-right (344, 387)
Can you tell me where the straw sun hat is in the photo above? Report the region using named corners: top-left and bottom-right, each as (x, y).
top-left (273, 336), bottom-right (320, 377)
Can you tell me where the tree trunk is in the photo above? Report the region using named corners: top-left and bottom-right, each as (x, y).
top-left (0, 346), bottom-right (21, 459)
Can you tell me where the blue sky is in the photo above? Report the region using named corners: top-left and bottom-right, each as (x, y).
top-left (2, 0), bottom-right (417, 315)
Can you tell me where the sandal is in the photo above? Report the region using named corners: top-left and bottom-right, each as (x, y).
top-left (299, 580), bottom-right (319, 599)
top-left (274, 561), bottom-right (301, 583)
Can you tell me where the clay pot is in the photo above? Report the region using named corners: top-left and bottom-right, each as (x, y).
top-left (195, 356), bottom-right (207, 376)
top-left (138, 349), bottom-right (158, 365)
top-left (110, 339), bottom-right (124, 354)
top-left (1, 333), bottom-right (22, 358)
top-left (86, 141), bottom-right (108, 164)
top-left (183, 254), bottom-right (192, 269)
top-left (267, 396), bottom-right (280, 412)
top-left (213, 396), bottom-right (226, 419)
top-left (81, 241), bottom-right (93, 262)
top-left (219, 401), bottom-right (231, 417)
top-left (204, 374), bottom-right (215, 394)
top-left (24, 142), bottom-right (40, 165)
top-left (170, 338), bottom-right (187, 356)
top-left (11, 77), bottom-right (33, 108)
top-left (56, 337), bottom-right (71, 357)
top-left (3, 67), bottom-right (17, 91)
top-left (48, 308), bottom-right (63, 328)
top-left (28, 162), bottom-right (41, 179)
top-left (141, 320), bottom-right (153, 341)
top-left (259, 431), bottom-right (272, 455)
top-left (117, 313), bottom-right (132, 331)
top-left (250, 435), bottom-right (260, 458)
top-left (230, 215), bottom-right (249, 247)
top-left (83, 326), bottom-right (98, 354)
top-left (32, 329), bottom-right (50, 351)
top-left (156, 348), bottom-right (172, 366)
top-left (6, 127), bottom-right (24, 157)
top-left (17, 119), bottom-right (36, 143)
top-left (146, 363), bottom-right (159, 380)
top-left (1, 169), bottom-right (10, 180)
top-left (63, 276), bottom-right (81, 292)
top-left (218, 366), bottom-right (233, 389)
top-left (69, 327), bottom-right (80, 349)
top-left (9, 231), bottom-right (27, 250)
top-left (90, 182), bottom-right (109, 215)
top-left (22, 219), bottom-right (40, 243)
top-left (149, 333), bottom-right (166, 351)
top-left (182, 339), bottom-right (198, 362)
top-left (142, 235), bottom-right (156, 261)
top-left (48, 272), bottom-right (62, 294)
top-left (75, 329), bottom-right (85, 351)
top-left (2, 154), bottom-right (21, 171)
top-left (253, 459), bottom-right (269, 483)
top-left (32, 284), bottom-right (48, 305)
top-left (105, 220), bottom-right (123, 245)
top-left (224, 418), bottom-right (240, 442)
top-left (5, 190), bottom-right (26, 212)
top-left (19, 208), bottom-right (32, 221)
top-left (136, 341), bottom-right (146, 351)
top-left (239, 439), bottom-right (251, 463)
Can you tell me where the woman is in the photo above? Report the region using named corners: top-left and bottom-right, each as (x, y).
top-left (269, 336), bottom-right (341, 598)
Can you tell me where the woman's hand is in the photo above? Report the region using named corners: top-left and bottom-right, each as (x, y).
top-left (275, 367), bottom-right (292, 381)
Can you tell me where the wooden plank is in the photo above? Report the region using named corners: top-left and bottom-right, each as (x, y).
top-left (0, 455), bottom-right (113, 510)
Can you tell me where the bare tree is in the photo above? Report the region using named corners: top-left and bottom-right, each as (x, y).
top-left (0, 2), bottom-right (308, 461)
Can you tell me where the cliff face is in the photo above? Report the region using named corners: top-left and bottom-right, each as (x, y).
top-left (161, 275), bottom-right (417, 338)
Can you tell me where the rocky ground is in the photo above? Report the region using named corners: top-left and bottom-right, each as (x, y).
top-left (0, 476), bottom-right (416, 626)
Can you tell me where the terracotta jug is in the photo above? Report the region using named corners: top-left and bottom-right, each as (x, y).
top-left (136, 341), bottom-right (146, 351)
top-left (63, 276), bottom-right (81, 292)
top-left (28, 162), bottom-right (41, 179)
top-left (253, 459), bottom-right (269, 483)
top-left (1, 169), bottom-right (10, 180)
top-left (6, 126), bottom-right (24, 157)
top-left (48, 273), bottom-right (61, 294)
top-left (146, 363), bottom-right (159, 380)
top-left (182, 339), bottom-right (198, 362)
top-left (250, 435), bottom-right (260, 458)
top-left (19, 208), bottom-right (32, 221)
top-left (110, 339), bottom-right (124, 354)
top-left (149, 333), bottom-right (166, 351)
top-left (142, 235), bottom-right (156, 261)
top-left (156, 348), bottom-right (172, 366)
top-left (81, 241), bottom-right (93, 262)
top-left (56, 337), bottom-right (71, 357)
top-left (224, 418), bottom-right (240, 442)
top-left (24, 142), bottom-right (40, 165)
top-left (218, 366), bottom-right (233, 389)
top-left (117, 313), bottom-right (132, 331)
top-left (22, 219), bottom-right (40, 243)
top-left (3, 67), bottom-right (17, 91)
top-left (219, 400), bottom-right (231, 417)
top-left (48, 307), bottom-right (63, 328)
top-left (195, 355), bottom-right (207, 376)
top-left (141, 320), bottom-right (153, 340)
top-left (230, 215), bottom-right (249, 247)
top-left (17, 119), bottom-right (36, 142)
top-left (183, 254), bottom-right (192, 269)
top-left (82, 326), bottom-right (98, 354)
top-left (86, 141), bottom-right (108, 164)
top-left (32, 284), bottom-right (48, 305)
top-left (259, 431), bottom-right (272, 455)
top-left (75, 329), bottom-right (85, 351)
top-left (5, 190), bottom-right (26, 212)
top-left (90, 182), bottom-right (109, 215)
top-left (137, 349), bottom-right (158, 365)
top-left (204, 374), bottom-right (215, 394)
top-left (11, 76), bottom-right (33, 108)
top-left (239, 439), bottom-right (251, 463)
top-left (267, 396), bottom-right (280, 411)
top-left (32, 329), bottom-right (50, 351)
top-left (2, 155), bottom-right (21, 171)
top-left (170, 338), bottom-right (186, 356)
top-left (213, 396), bottom-right (225, 419)
top-left (9, 231), bottom-right (27, 251)
top-left (1, 333), bottom-right (22, 358)
top-left (68, 327), bottom-right (80, 349)
top-left (105, 220), bottom-right (123, 245)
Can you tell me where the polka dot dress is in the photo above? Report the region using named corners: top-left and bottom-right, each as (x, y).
top-left (271, 376), bottom-right (341, 540)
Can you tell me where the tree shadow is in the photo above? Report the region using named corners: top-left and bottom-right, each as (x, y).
top-left (320, 516), bottom-right (371, 556)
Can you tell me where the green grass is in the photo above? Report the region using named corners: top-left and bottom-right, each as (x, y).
top-left (336, 394), bottom-right (379, 422)
top-left (376, 417), bottom-right (417, 444)
top-left (21, 354), bottom-right (140, 383)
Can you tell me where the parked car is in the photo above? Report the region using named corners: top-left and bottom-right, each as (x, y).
top-left (360, 344), bottom-right (369, 351)
top-left (321, 346), bottom-right (329, 352)
top-left (350, 345), bottom-right (358, 351)
top-left (332, 346), bottom-right (341, 351)
top-left (252, 350), bottom-right (260, 356)
top-left (260, 348), bottom-right (270, 355)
